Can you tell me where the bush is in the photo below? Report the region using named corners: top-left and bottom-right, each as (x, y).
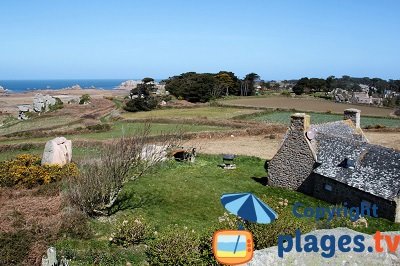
top-left (49, 97), bottom-right (64, 111)
top-left (79, 94), bottom-right (91, 104)
top-left (59, 207), bottom-right (92, 239)
top-left (245, 199), bottom-right (315, 250)
top-left (281, 90), bottom-right (290, 97)
top-left (146, 225), bottom-right (202, 265)
top-left (124, 96), bottom-right (158, 112)
top-left (65, 124), bottom-right (180, 216)
top-left (0, 154), bottom-right (79, 188)
top-left (86, 123), bottom-right (111, 132)
top-left (110, 216), bottom-right (149, 247)
top-left (0, 230), bottom-right (32, 265)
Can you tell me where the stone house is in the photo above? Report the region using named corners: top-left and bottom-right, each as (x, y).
top-left (267, 109), bottom-right (400, 221)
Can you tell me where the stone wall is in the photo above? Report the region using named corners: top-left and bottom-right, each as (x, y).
top-left (268, 114), bottom-right (316, 194)
top-left (312, 173), bottom-right (397, 221)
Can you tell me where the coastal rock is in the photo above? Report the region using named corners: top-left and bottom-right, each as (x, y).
top-left (41, 137), bottom-right (72, 166)
top-left (33, 93), bottom-right (57, 112)
top-left (246, 228), bottom-right (400, 266)
top-left (0, 86), bottom-right (5, 93)
top-left (118, 80), bottom-right (141, 89)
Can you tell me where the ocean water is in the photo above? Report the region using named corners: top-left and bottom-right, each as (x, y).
top-left (0, 79), bottom-right (133, 93)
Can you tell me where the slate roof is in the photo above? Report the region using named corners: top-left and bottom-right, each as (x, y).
top-left (310, 121), bottom-right (400, 201)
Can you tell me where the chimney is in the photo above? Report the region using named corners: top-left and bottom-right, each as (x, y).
top-left (344, 109), bottom-right (361, 128)
top-left (290, 113), bottom-right (310, 132)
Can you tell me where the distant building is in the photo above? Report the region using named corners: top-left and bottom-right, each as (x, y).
top-left (267, 109), bottom-right (400, 222)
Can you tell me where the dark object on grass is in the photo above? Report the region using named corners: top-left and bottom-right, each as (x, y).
top-left (172, 147), bottom-right (196, 162)
top-left (219, 154), bottom-right (236, 169)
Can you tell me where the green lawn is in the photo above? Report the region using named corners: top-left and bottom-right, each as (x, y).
top-left (121, 106), bottom-right (262, 120)
top-left (54, 154), bottom-right (400, 265)
top-left (247, 111), bottom-right (400, 128)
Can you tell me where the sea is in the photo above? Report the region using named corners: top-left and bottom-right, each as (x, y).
top-left (0, 79), bottom-right (141, 93)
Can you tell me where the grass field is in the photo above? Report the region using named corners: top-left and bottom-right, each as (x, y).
top-left (53, 154), bottom-right (400, 265)
top-left (0, 121), bottom-right (231, 145)
top-left (221, 96), bottom-right (395, 117)
top-left (120, 106), bottom-right (262, 120)
top-left (0, 115), bottom-right (80, 136)
top-left (247, 111), bottom-right (400, 128)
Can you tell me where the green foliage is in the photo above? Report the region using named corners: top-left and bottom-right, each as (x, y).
top-left (0, 154), bottom-right (79, 188)
top-left (125, 78), bottom-right (159, 112)
top-left (79, 94), bottom-right (91, 104)
top-left (124, 96), bottom-right (158, 112)
top-left (165, 71), bottom-right (241, 102)
top-left (86, 123), bottom-right (112, 132)
top-left (110, 216), bottom-right (150, 247)
top-left (146, 225), bottom-right (202, 265)
top-left (49, 97), bottom-right (64, 111)
top-left (242, 72), bottom-right (260, 96)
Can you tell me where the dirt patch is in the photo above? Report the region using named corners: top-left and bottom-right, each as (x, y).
top-left (364, 132), bottom-right (400, 150)
top-left (185, 131), bottom-right (400, 159)
top-left (184, 135), bottom-right (284, 160)
top-left (221, 96), bottom-right (395, 117)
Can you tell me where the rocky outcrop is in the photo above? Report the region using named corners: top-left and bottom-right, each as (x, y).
top-left (247, 228), bottom-right (400, 266)
top-left (118, 80), bottom-right (141, 89)
top-left (33, 93), bottom-right (57, 112)
top-left (41, 137), bottom-right (72, 166)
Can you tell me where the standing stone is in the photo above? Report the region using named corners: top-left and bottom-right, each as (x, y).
top-left (41, 137), bottom-right (72, 166)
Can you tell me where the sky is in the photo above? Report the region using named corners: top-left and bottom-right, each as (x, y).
top-left (0, 0), bottom-right (399, 80)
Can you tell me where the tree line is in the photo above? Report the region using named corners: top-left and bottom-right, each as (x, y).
top-left (164, 71), bottom-right (261, 102)
top-left (293, 76), bottom-right (400, 95)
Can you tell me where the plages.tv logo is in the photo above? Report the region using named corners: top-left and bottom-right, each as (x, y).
top-left (213, 192), bottom-right (278, 265)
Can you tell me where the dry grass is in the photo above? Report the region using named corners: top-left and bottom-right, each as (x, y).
top-left (221, 96), bottom-right (395, 117)
top-left (0, 187), bottom-right (62, 265)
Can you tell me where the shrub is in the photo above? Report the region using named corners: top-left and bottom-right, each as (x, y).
top-left (245, 200), bottom-right (315, 250)
top-left (281, 90), bottom-right (290, 97)
top-left (65, 124), bottom-right (181, 216)
top-left (146, 225), bottom-right (202, 265)
top-left (124, 96), bottom-right (159, 112)
top-left (86, 123), bottom-right (111, 132)
top-left (59, 207), bottom-right (92, 239)
top-left (0, 230), bottom-right (33, 265)
top-left (110, 216), bottom-right (149, 247)
top-left (49, 97), bottom-right (64, 111)
top-left (0, 154), bottom-right (79, 188)
top-left (79, 94), bottom-right (91, 104)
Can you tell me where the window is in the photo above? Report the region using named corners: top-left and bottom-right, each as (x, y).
top-left (324, 184), bottom-right (333, 192)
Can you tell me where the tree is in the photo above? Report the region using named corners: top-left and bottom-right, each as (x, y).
top-left (125, 77), bottom-right (158, 112)
top-left (292, 77), bottom-right (309, 95)
top-left (241, 73), bottom-right (260, 96)
top-left (215, 72), bottom-right (236, 96)
top-left (165, 72), bottom-right (240, 102)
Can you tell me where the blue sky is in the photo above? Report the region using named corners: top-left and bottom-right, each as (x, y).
top-left (0, 0), bottom-right (399, 80)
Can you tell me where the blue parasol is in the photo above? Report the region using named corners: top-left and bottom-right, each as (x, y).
top-left (220, 192), bottom-right (278, 224)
